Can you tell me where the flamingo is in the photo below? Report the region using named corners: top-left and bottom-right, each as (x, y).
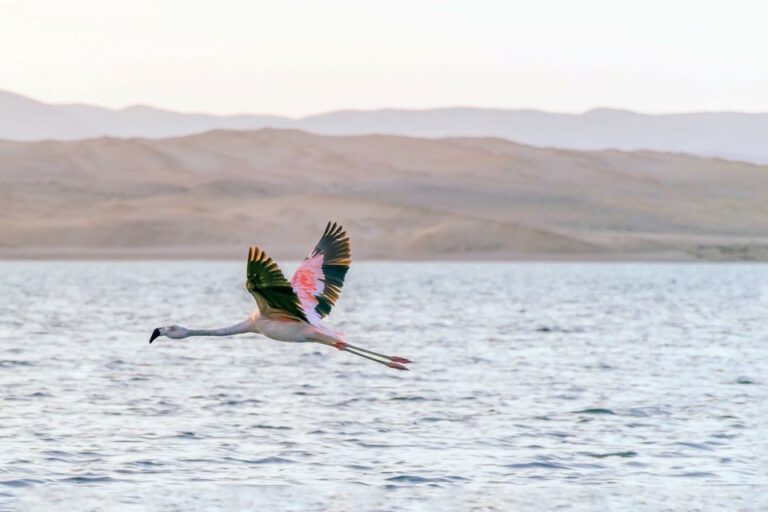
top-left (149, 222), bottom-right (411, 371)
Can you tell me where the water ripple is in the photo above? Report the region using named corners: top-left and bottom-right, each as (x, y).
top-left (0, 261), bottom-right (765, 510)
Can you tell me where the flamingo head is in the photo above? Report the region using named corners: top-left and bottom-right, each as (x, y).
top-left (149, 325), bottom-right (189, 343)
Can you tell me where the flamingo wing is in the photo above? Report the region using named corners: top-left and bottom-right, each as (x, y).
top-left (246, 246), bottom-right (308, 322)
top-left (291, 222), bottom-right (351, 324)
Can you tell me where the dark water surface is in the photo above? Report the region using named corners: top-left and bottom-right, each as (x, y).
top-left (0, 262), bottom-right (766, 510)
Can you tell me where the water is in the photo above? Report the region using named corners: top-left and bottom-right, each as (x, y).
top-left (0, 261), bottom-right (766, 511)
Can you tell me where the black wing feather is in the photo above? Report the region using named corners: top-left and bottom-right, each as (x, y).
top-left (310, 222), bottom-right (351, 318)
top-left (246, 246), bottom-right (308, 322)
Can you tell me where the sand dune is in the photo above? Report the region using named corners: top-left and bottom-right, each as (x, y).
top-left (1, 129), bottom-right (768, 260)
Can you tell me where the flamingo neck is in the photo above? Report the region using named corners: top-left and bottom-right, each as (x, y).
top-left (185, 319), bottom-right (253, 338)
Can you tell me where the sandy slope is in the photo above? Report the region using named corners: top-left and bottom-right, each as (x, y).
top-left (1, 129), bottom-right (767, 260)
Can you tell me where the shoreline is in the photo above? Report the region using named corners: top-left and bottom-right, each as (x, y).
top-left (1, 246), bottom-right (766, 262)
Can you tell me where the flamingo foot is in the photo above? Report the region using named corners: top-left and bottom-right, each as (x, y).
top-left (387, 362), bottom-right (409, 371)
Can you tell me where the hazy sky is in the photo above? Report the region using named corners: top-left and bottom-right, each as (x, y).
top-left (1, 0), bottom-right (766, 116)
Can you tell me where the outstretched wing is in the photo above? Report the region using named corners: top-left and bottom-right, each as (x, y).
top-left (246, 246), bottom-right (308, 322)
top-left (291, 222), bottom-right (351, 324)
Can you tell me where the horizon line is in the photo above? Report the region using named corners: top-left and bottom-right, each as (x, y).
top-left (3, 87), bottom-right (768, 119)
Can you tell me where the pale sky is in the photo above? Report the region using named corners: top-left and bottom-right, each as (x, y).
top-left (1, 0), bottom-right (766, 116)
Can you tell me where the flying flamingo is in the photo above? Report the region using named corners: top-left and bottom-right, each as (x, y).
top-left (149, 222), bottom-right (411, 371)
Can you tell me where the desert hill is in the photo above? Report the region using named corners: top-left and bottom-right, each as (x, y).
top-left (1, 129), bottom-right (767, 260)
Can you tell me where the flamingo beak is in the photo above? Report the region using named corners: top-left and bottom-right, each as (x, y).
top-left (149, 328), bottom-right (161, 344)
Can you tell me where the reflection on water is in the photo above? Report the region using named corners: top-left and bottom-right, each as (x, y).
top-left (0, 262), bottom-right (766, 510)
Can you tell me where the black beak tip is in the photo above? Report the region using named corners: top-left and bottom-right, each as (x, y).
top-left (149, 328), bottom-right (161, 344)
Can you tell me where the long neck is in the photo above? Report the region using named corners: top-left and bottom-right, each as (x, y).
top-left (185, 319), bottom-right (252, 338)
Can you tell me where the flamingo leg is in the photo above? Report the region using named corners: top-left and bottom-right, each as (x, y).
top-left (337, 342), bottom-right (413, 364)
top-left (318, 341), bottom-right (409, 371)
top-left (345, 347), bottom-right (409, 371)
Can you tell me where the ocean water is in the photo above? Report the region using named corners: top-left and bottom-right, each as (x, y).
top-left (0, 261), bottom-right (766, 511)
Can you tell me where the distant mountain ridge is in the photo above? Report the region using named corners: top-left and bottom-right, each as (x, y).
top-left (2, 89), bottom-right (768, 163)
